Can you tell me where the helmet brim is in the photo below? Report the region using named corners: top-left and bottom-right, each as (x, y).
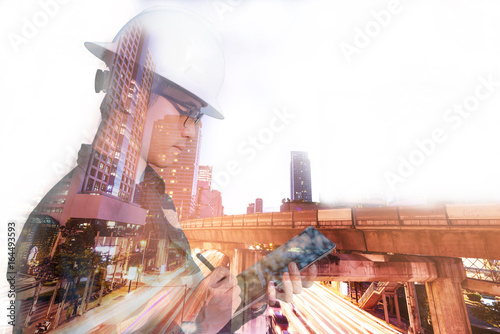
top-left (84, 41), bottom-right (225, 120)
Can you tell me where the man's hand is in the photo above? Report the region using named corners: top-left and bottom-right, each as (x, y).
top-left (191, 267), bottom-right (241, 334)
top-left (266, 263), bottom-right (317, 305)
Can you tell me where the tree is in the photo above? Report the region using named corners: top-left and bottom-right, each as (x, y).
top-left (472, 300), bottom-right (500, 328)
top-left (51, 220), bottom-right (104, 327)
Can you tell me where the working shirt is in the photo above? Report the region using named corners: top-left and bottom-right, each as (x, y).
top-left (134, 164), bottom-right (200, 278)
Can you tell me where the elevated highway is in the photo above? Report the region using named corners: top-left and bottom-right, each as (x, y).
top-left (181, 204), bottom-right (500, 259)
top-left (180, 204), bottom-right (500, 334)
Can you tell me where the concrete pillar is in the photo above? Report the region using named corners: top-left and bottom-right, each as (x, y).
top-left (331, 281), bottom-right (341, 294)
top-left (425, 257), bottom-right (471, 334)
top-left (230, 249), bottom-right (241, 277)
top-left (382, 293), bottom-right (389, 324)
top-left (230, 249), bottom-right (267, 276)
top-left (394, 293), bottom-right (401, 328)
top-left (404, 282), bottom-right (423, 334)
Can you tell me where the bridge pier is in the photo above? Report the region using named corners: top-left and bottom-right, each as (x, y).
top-left (404, 282), bottom-right (423, 334)
top-left (230, 249), bottom-right (268, 276)
top-left (425, 257), bottom-right (472, 334)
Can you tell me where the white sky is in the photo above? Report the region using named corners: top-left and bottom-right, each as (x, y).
top-left (2, 0), bottom-right (500, 222)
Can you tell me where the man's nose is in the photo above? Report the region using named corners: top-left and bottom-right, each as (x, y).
top-left (181, 122), bottom-right (196, 138)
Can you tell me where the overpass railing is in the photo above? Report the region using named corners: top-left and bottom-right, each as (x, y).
top-left (463, 258), bottom-right (500, 283)
top-left (180, 204), bottom-right (500, 230)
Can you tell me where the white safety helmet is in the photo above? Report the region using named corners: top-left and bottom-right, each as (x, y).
top-left (85, 6), bottom-right (225, 119)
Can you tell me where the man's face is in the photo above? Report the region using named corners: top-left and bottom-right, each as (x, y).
top-left (146, 93), bottom-right (202, 168)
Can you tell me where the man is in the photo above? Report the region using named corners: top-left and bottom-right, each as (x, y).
top-left (13, 6), bottom-right (316, 334)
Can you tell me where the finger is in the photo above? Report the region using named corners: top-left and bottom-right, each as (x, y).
top-left (211, 282), bottom-right (241, 310)
top-left (275, 272), bottom-right (293, 303)
top-left (267, 280), bottom-right (277, 306)
top-left (213, 273), bottom-right (239, 297)
top-left (288, 262), bottom-right (302, 294)
top-left (301, 264), bottom-right (317, 289)
top-left (232, 284), bottom-right (242, 314)
top-left (207, 286), bottom-right (240, 313)
top-left (206, 267), bottom-right (231, 287)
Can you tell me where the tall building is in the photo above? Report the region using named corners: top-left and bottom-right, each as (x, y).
top-left (33, 21), bottom-right (153, 226)
top-left (207, 189), bottom-right (223, 217)
top-left (21, 22), bottom-right (152, 272)
top-left (155, 131), bottom-right (202, 221)
top-left (247, 203), bottom-right (255, 214)
top-left (83, 22), bottom-right (154, 202)
top-left (195, 166), bottom-right (223, 218)
top-left (197, 165), bottom-right (212, 186)
top-left (290, 151), bottom-right (312, 202)
top-left (255, 198), bottom-right (263, 213)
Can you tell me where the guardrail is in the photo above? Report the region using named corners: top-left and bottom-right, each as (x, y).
top-left (464, 267), bottom-right (500, 283)
top-left (181, 204), bottom-right (500, 229)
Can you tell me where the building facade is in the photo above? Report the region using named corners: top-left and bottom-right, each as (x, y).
top-left (247, 203), bottom-right (255, 214)
top-left (18, 23), bottom-right (155, 273)
top-left (290, 151), bottom-right (312, 202)
top-left (255, 198), bottom-right (263, 213)
top-left (195, 166), bottom-right (224, 218)
top-left (150, 121), bottom-right (202, 221)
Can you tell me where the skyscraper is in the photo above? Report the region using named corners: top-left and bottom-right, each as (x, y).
top-left (195, 166), bottom-right (224, 218)
top-left (33, 21), bottom-right (154, 225)
top-left (197, 165), bottom-right (212, 186)
top-left (155, 131), bottom-right (202, 221)
top-left (83, 21), bottom-right (154, 202)
top-left (255, 198), bottom-right (263, 213)
top-left (290, 151), bottom-right (312, 202)
top-left (247, 203), bottom-right (255, 214)
top-left (21, 22), bottom-right (153, 272)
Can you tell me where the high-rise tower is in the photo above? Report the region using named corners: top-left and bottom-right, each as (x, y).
top-left (195, 166), bottom-right (223, 218)
top-left (155, 131), bottom-right (202, 221)
top-left (290, 151), bottom-right (312, 202)
top-left (255, 198), bottom-right (263, 213)
top-left (83, 22), bottom-right (154, 202)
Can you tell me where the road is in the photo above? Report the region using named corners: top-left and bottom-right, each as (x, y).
top-left (276, 283), bottom-right (403, 334)
top-left (30, 251), bottom-right (404, 333)
top-left (52, 250), bottom-right (225, 333)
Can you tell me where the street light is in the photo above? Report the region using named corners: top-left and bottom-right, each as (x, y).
top-left (140, 239), bottom-right (147, 271)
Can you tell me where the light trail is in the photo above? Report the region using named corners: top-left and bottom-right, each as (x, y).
top-left (51, 253), bottom-right (403, 334)
top-left (52, 251), bottom-right (226, 333)
top-left (281, 283), bottom-right (403, 334)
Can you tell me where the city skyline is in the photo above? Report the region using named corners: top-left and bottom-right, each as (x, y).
top-left (4, 0), bottom-right (500, 223)
top-left (2, 3), bottom-right (500, 333)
